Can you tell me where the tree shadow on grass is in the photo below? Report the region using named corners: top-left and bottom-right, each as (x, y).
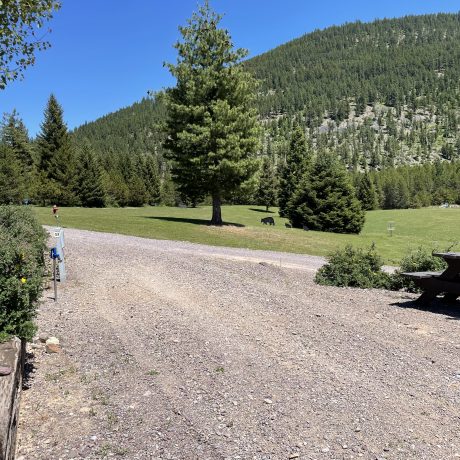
top-left (390, 298), bottom-right (460, 320)
top-left (143, 216), bottom-right (245, 227)
top-left (249, 208), bottom-right (275, 214)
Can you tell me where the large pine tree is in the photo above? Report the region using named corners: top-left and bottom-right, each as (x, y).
top-left (356, 173), bottom-right (378, 211)
top-left (257, 157), bottom-right (278, 211)
top-left (278, 126), bottom-right (309, 217)
top-left (0, 144), bottom-right (24, 204)
top-left (74, 144), bottom-right (105, 207)
top-left (36, 94), bottom-right (76, 205)
top-left (288, 153), bottom-right (365, 234)
top-left (143, 154), bottom-right (161, 206)
top-left (1, 111), bottom-right (34, 171)
top-left (0, 111), bottom-right (34, 201)
top-left (164, 1), bottom-right (260, 225)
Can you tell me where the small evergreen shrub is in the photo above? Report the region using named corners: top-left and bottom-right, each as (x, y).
top-left (315, 244), bottom-right (391, 289)
top-left (390, 247), bottom-right (447, 292)
top-left (0, 206), bottom-right (46, 341)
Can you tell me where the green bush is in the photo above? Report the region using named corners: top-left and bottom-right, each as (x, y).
top-left (390, 247), bottom-right (447, 292)
top-left (315, 244), bottom-right (391, 289)
top-left (0, 206), bottom-right (46, 341)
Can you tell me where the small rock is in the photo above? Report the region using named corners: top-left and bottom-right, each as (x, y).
top-left (45, 343), bottom-right (62, 354)
top-left (46, 336), bottom-right (60, 346)
top-left (321, 447), bottom-right (330, 453)
top-left (289, 454), bottom-right (300, 459)
top-left (90, 435), bottom-right (97, 442)
top-left (263, 398), bottom-right (273, 404)
top-left (79, 407), bottom-right (91, 414)
top-left (39, 332), bottom-right (50, 343)
top-left (354, 427), bottom-right (361, 432)
top-left (143, 390), bottom-right (152, 397)
top-left (0, 366), bottom-right (12, 376)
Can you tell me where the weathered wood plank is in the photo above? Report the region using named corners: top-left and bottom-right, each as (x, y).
top-left (0, 338), bottom-right (24, 460)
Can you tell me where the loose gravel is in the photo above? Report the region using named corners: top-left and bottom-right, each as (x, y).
top-left (16, 228), bottom-right (460, 459)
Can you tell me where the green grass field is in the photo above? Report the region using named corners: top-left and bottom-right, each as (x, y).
top-left (33, 205), bottom-right (460, 264)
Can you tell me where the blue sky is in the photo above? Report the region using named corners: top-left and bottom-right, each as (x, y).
top-left (1, 0), bottom-right (459, 136)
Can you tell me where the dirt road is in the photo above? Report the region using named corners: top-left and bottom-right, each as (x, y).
top-left (17, 228), bottom-right (460, 459)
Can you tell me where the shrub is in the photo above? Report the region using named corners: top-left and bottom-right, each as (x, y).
top-left (0, 206), bottom-right (46, 341)
top-left (315, 244), bottom-right (391, 289)
top-left (390, 247), bottom-right (447, 292)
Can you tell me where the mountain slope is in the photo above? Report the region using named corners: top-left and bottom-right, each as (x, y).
top-left (73, 13), bottom-right (460, 169)
top-left (246, 13), bottom-right (460, 118)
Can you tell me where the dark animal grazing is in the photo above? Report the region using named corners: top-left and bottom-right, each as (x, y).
top-left (302, 225), bottom-right (309, 231)
top-left (261, 217), bottom-right (275, 226)
top-left (285, 223), bottom-right (292, 228)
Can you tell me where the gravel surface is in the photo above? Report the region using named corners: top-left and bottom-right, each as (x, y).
top-left (16, 228), bottom-right (460, 459)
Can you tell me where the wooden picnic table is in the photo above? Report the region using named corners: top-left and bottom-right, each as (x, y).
top-left (403, 252), bottom-right (460, 304)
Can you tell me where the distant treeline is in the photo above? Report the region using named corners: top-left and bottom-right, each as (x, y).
top-left (1, 95), bottom-right (460, 212)
top-left (2, 13), bottom-right (460, 210)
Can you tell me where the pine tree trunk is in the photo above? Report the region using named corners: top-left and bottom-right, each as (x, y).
top-left (211, 194), bottom-right (223, 226)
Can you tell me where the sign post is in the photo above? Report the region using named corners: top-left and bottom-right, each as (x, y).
top-left (50, 247), bottom-right (59, 301)
top-left (51, 205), bottom-right (66, 282)
top-left (387, 221), bottom-right (395, 237)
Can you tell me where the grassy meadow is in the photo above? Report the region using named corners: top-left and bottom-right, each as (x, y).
top-left (34, 205), bottom-right (460, 264)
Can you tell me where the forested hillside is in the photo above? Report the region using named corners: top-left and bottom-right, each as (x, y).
top-left (2, 13), bottom-right (460, 210)
top-left (75, 13), bottom-right (460, 170)
top-left (73, 96), bottom-right (167, 162)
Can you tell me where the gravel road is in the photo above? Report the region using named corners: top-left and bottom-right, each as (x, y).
top-left (16, 228), bottom-right (460, 459)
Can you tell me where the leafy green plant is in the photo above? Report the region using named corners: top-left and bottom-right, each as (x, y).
top-left (390, 247), bottom-right (448, 292)
top-left (0, 206), bottom-right (46, 341)
top-left (146, 369), bottom-right (159, 376)
top-left (315, 244), bottom-right (391, 289)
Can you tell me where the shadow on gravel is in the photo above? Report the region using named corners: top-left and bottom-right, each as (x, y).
top-left (23, 351), bottom-right (36, 390)
top-left (143, 216), bottom-right (245, 227)
top-left (391, 299), bottom-right (460, 320)
top-left (249, 208), bottom-right (275, 214)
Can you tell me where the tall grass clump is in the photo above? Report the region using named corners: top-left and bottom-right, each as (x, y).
top-left (0, 206), bottom-right (47, 341)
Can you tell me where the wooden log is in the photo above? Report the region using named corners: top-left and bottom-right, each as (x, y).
top-left (0, 338), bottom-right (25, 460)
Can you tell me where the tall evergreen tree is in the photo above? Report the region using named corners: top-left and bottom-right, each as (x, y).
top-left (0, 144), bottom-right (24, 204)
top-left (1, 111), bottom-right (34, 171)
top-left (278, 126), bottom-right (309, 217)
top-left (164, 1), bottom-right (260, 225)
top-left (257, 157), bottom-right (278, 211)
top-left (74, 144), bottom-right (105, 207)
top-left (143, 154), bottom-right (161, 205)
top-left (36, 94), bottom-right (76, 205)
top-left (0, 110), bottom-right (34, 200)
top-left (160, 168), bottom-right (177, 206)
top-left (288, 153), bottom-right (365, 234)
top-left (356, 173), bottom-right (378, 210)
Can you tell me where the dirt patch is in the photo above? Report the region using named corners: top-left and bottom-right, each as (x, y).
top-left (16, 228), bottom-right (460, 459)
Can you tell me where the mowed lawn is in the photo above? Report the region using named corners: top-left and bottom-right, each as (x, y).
top-left (34, 205), bottom-right (460, 264)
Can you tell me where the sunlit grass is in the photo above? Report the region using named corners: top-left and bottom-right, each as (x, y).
top-left (33, 205), bottom-right (460, 264)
